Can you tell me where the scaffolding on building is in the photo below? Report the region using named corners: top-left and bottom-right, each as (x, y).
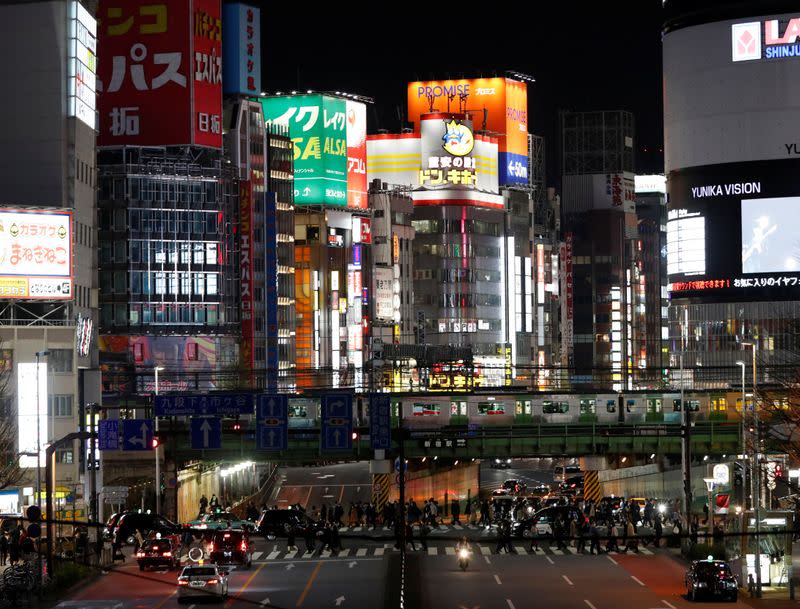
top-left (560, 110), bottom-right (635, 176)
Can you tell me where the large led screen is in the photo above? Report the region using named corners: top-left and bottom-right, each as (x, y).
top-left (667, 159), bottom-right (800, 302)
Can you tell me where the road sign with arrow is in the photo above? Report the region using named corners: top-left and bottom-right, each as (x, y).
top-left (321, 394), bottom-right (352, 451)
top-left (121, 419), bottom-right (153, 451)
top-left (190, 417), bottom-right (222, 449)
top-left (256, 394), bottom-right (288, 451)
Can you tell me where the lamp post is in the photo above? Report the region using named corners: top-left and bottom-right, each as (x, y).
top-left (742, 341), bottom-right (761, 598)
top-left (154, 366), bottom-right (164, 515)
top-left (735, 360), bottom-right (747, 511)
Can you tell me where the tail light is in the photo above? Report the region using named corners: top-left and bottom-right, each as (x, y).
top-left (207, 579), bottom-right (218, 585)
top-left (178, 578), bottom-right (189, 586)
top-left (240, 540), bottom-right (247, 551)
top-left (136, 552), bottom-right (145, 557)
top-left (162, 551), bottom-right (172, 557)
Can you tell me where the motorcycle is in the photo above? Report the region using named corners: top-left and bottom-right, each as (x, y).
top-left (457, 547), bottom-right (471, 571)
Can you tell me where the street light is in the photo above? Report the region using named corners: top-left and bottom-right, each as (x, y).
top-left (742, 341), bottom-right (761, 598)
top-left (735, 360), bottom-right (747, 512)
top-left (154, 366), bottom-right (164, 515)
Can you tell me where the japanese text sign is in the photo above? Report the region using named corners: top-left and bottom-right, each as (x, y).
top-left (222, 3), bottom-right (261, 96)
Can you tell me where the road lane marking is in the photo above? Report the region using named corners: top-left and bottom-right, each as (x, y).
top-left (640, 547), bottom-right (653, 555)
top-left (338, 549), bottom-right (351, 557)
top-left (584, 601), bottom-right (597, 609)
top-left (252, 551), bottom-right (263, 560)
top-left (152, 590), bottom-right (176, 609)
top-left (484, 555), bottom-right (491, 565)
top-left (226, 561), bottom-right (267, 608)
top-left (188, 605), bottom-right (196, 609)
top-left (374, 547), bottom-right (385, 556)
top-left (479, 545), bottom-right (491, 555)
top-left (551, 548), bottom-right (564, 555)
top-left (661, 601), bottom-right (677, 609)
top-left (445, 547), bottom-right (455, 555)
top-left (295, 561), bottom-right (322, 607)
top-left (494, 574), bottom-right (502, 585)
top-left (267, 550), bottom-right (281, 560)
top-left (545, 556), bottom-right (554, 565)
top-left (514, 546), bottom-right (526, 554)
top-left (631, 576), bottom-right (646, 587)
top-left (562, 575), bottom-right (574, 586)
top-left (606, 555), bottom-right (617, 565)
top-left (356, 548), bottom-right (367, 557)
top-left (506, 600), bottom-right (516, 609)
top-left (427, 547), bottom-right (437, 555)
top-left (285, 549), bottom-right (298, 558)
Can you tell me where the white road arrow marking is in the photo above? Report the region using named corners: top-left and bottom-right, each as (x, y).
top-left (335, 596), bottom-right (345, 606)
top-left (259, 599), bottom-right (271, 607)
top-left (348, 561), bottom-right (357, 568)
top-left (200, 419), bottom-right (212, 447)
top-left (285, 562), bottom-right (295, 570)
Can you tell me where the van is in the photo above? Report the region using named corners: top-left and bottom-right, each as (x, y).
top-left (553, 463), bottom-right (581, 482)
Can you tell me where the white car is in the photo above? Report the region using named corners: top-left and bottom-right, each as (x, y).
top-left (177, 564), bottom-right (229, 603)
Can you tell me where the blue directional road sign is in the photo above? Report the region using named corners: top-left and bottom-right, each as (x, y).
top-left (321, 394), bottom-right (352, 451)
top-left (98, 420), bottom-right (119, 451)
top-left (154, 393), bottom-right (254, 417)
top-left (190, 417), bottom-right (222, 450)
top-left (256, 394), bottom-right (288, 451)
top-left (121, 419), bottom-right (153, 451)
top-left (369, 394), bottom-right (391, 450)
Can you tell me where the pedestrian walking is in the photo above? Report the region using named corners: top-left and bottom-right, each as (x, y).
top-left (420, 523), bottom-right (430, 550)
top-left (589, 519), bottom-right (601, 555)
top-left (480, 499), bottom-right (490, 527)
top-left (198, 494), bottom-right (208, 517)
top-left (503, 519), bottom-right (516, 553)
top-left (451, 498), bottom-right (460, 525)
top-left (626, 518), bottom-right (639, 553)
top-left (180, 529), bottom-right (194, 562)
top-left (405, 523), bottom-right (417, 551)
top-left (528, 525), bottom-right (540, 552)
top-left (287, 526), bottom-right (297, 552)
top-left (304, 526), bottom-right (317, 555)
top-left (654, 516), bottom-right (663, 548)
top-left (0, 532), bottom-right (7, 566)
top-left (464, 499), bottom-right (472, 525)
top-left (330, 524), bottom-right (342, 554)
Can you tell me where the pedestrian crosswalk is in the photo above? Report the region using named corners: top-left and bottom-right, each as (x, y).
top-left (233, 543), bottom-right (655, 562)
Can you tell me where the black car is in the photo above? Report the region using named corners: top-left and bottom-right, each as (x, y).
top-left (256, 509), bottom-right (322, 541)
top-left (208, 529), bottom-right (253, 569)
top-left (685, 559), bottom-right (738, 602)
top-left (513, 505), bottom-right (583, 538)
top-left (112, 512), bottom-right (179, 546)
top-left (135, 536), bottom-right (181, 571)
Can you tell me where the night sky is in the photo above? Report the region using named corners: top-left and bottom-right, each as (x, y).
top-left (257, 1), bottom-right (666, 180)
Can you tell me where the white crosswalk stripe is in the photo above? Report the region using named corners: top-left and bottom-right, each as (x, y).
top-left (356, 548), bottom-right (367, 557)
top-left (479, 545), bottom-right (491, 555)
top-left (444, 547), bottom-right (455, 556)
top-left (251, 551), bottom-right (263, 560)
top-left (266, 550), bottom-right (280, 560)
top-left (427, 547), bottom-right (437, 556)
top-left (374, 547), bottom-right (385, 556)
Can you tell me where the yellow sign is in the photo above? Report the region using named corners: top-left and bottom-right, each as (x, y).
top-left (0, 277), bottom-right (28, 298)
top-left (442, 120), bottom-right (474, 156)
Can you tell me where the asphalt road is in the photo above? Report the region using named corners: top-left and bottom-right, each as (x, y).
top-left (271, 462), bottom-right (373, 512)
top-left (420, 549), bottom-right (750, 609)
top-left (479, 457), bottom-right (560, 495)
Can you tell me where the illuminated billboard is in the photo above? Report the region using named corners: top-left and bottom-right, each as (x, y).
top-left (68, 1), bottom-right (97, 128)
top-left (0, 209), bottom-right (73, 300)
top-left (407, 77), bottom-right (528, 185)
top-left (667, 159), bottom-right (800, 301)
top-left (259, 94), bottom-right (367, 208)
top-left (18, 363), bottom-right (47, 469)
top-left (97, 0), bottom-right (223, 148)
top-left (222, 3), bottom-right (261, 96)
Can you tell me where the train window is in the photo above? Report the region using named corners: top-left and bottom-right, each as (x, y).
top-left (646, 398), bottom-right (662, 413)
top-left (288, 404), bottom-right (308, 417)
top-left (391, 400), bottom-right (400, 418)
top-left (580, 399), bottom-right (596, 414)
top-left (711, 397), bottom-right (726, 412)
top-left (450, 401), bottom-right (467, 416)
top-left (688, 400), bottom-right (700, 411)
top-left (412, 403), bottom-right (440, 416)
top-left (736, 398), bottom-right (753, 412)
top-left (288, 399), bottom-right (314, 418)
top-left (626, 399), bottom-right (635, 412)
top-left (543, 401), bottom-right (569, 414)
top-left (606, 400), bottom-right (616, 413)
top-left (478, 402), bottom-right (506, 415)
top-left (515, 400), bottom-right (532, 415)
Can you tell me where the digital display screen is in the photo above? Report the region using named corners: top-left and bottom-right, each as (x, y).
top-left (668, 158), bottom-right (800, 302)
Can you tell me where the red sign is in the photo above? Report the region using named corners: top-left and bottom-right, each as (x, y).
top-left (239, 181), bottom-right (254, 379)
top-left (565, 233), bottom-right (573, 321)
top-left (98, 0), bottom-right (222, 148)
top-left (346, 100), bottom-right (368, 209)
top-left (360, 218), bottom-right (372, 244)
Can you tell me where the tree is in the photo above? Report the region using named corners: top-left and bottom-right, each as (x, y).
top-left (0, 347), bottom-right (23, 490)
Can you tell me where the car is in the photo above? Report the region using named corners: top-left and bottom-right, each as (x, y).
top-left (208, 529), bottom-right (253, 569)
top-left (685, 559), bottom-right (738, 602)
top-left (501, 479), bottom-right (527, 494)
top-left (112, 512), bottom-right (179, 546)
top-left (513, 505), bottom-right (584, 538)
top-left (530, 484), bottom-right (551, 496)
top-left (136, 536), bottom-right (181, 571)
top-left (491, 458), bottom-right (512, 469)
top-left (177, 564), bottom-right (229, 603)
top-left (187, 512), bottom-right (255, 532)
top-left (553, 463), bottom-right (581, 482)
top-left (256, 509), bottom-right (322, 541)
top-left (559, 475), bottom-right (584, 492)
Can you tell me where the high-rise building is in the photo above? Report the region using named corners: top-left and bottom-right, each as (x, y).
top-left (663, 1), bottom-right (800, 389)
top-left (559, 110), bottom-right (646, 390)
top-left (0, 0), bottom-right (101, 516)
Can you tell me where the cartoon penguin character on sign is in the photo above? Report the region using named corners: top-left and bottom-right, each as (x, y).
top-left (441, 119), bottom-right (474, 156)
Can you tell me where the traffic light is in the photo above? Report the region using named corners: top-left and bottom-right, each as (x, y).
top-left (152, 436), bottom-right (160, 449)
top-left (351, 431), bottom-right (359, 441)
top-left (26, 505), bottom-right (41, 539)
top-left (775, 464), bottom-right (784, 479)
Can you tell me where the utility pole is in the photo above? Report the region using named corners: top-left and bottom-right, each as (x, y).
top-left (680, 310), bottom-right (692, 520)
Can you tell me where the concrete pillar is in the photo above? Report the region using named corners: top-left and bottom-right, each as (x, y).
top-left (581, 456), bottom-right (610, 471)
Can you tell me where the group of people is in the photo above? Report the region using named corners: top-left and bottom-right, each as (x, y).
top-left (0, 526), bottom-right (35, 566)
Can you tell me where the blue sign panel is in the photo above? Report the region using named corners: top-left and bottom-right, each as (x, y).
top-left (98, 420), bottom-right (119, 451)
top-left (191, 417), bottom-right (222, 450)
top-left (256, 394), bottom-right (288, 451)
top-left (221, 3), bottom-right (261, 96)
top-left (498, 151), bottom-right (529, 186)
top-left (369, 394), bottom-right (391, 450)
top-left (321, 394), bottom-right (352, 451)
top-left (154, 394), bottom-right (254, 417)
top-left (121, 419), bottom-right (153, 451)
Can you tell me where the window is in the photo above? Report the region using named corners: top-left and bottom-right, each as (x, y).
top-left (515, 400), bottom-right (532, 415)
top-left (477, 401), bottom-right (505, 415)
top-left (55, 449), bottom-right (73, 464)
top-left (646, 398), bottom-right (662, 413)
top-left (450, 401), bottom-right (467, 416)
top-left (606, 399), bottom-right (616, 413)
top-left (543, 401), bottom-right (569, 414)
top-left (711, 397), bottom-right (727, 412)
top-left (412, 403), bottom-right (440, 416)
top-left (49, 349), bottom-right (73, 373)
top-left (48, 395), bottom-right (73, 417)
top-left (579, 399), bottom-right (596, 414)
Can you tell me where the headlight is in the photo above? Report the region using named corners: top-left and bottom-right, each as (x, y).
top-left (657, 503), bottom-right (666, 514)
top-left (696, 582), bottom-right (707, 588)
top-left (495, 459), bottom-right (501, 464)
top-left (459, 549), bottom-right (469, 559)
top-left (506, 459), bottom-right (512, 464)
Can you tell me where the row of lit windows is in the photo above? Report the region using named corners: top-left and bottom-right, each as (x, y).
top-left (101, 303), bottom-right (223, 326)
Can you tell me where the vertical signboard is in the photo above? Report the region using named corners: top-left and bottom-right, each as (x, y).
top-left (369, 394), bottom-right (391, 450)
top-left (260, 94), bottom-right (348, 206)
top-left (98, 0), bottom-right (221, 147)
top-left (264, 192), bottom-right (279, 389)
top-left (239, 181), bottom-right (254, 379)
top-left (68, 1), bottom-right (97, 128)
top-left (346, 100), bottom-right (368, 209)
top-left (192, 0), bottom-right (223, 148)
top-left (321, 394), bottom-right (353, 451)
top-left (564, 233), bottom-right (574, 367)
top-left (222, 3), bottom-right (260, 96)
